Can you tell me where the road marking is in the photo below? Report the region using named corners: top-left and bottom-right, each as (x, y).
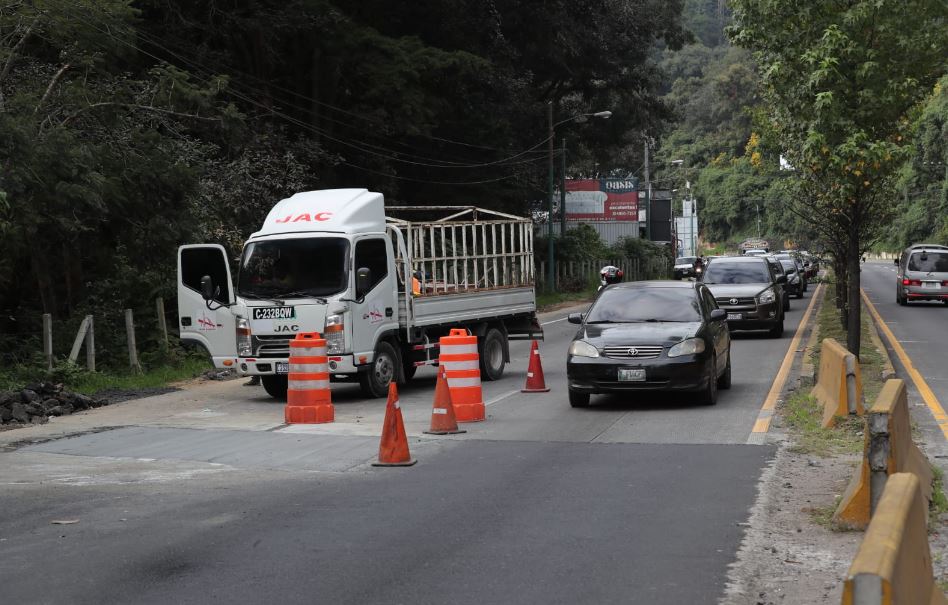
top-left (861, 290), bottom-right (948, 441)
top-left (485, 389), bottom-right (519, 406)
top-left (747, 283), bottom-right (824, 443)
top-left (541, 317), bottom-right (569, 325)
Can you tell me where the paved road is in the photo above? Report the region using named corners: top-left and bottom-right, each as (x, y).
top-left (0, 286), bottom-right (819, 604)
top-left (860, 260), bottom-right (948, 454)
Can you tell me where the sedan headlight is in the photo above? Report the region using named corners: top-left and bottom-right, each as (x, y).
top-left (758, 288), bottom-right (776, 304)
top-left (667, 338), bottom-right (706, 358)
top-left (789, 273), bottom-right (800, 284)
top-left (568, 340), bottom-right (599, 358)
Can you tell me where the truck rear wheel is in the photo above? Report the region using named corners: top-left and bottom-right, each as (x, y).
top-left (360, 341), bottom-right (398, 398)
top-left (479, 328), bottom-right (506, 381)
top-left (261, 375), bottom-right (288, 400)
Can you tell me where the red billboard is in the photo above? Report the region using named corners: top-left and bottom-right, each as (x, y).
top-left (564, 179), bottom-right (639, 220)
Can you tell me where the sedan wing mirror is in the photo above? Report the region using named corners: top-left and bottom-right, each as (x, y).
top-left (567, 313), bottom-right (584, 324)
top-left (893, 258), bottom-right (899, 266)
top-left (776, 275), bottom-right (787, 284)
top-left (709, 309), bottom-right (727, 322)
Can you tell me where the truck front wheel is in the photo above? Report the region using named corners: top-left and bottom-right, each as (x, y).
top-left (261, 375), bottom-right (288, 400)
top-left (360, 341), bottom-right (398, 398)
top-left (479, 328), bottom-right (506, 381)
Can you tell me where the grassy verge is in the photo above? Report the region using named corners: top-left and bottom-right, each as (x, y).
top-left (536, 287), bottom-right (598, 311)
top-left (0, 355), bottom-right (212, 396)
top-left (783, 391), bottom-right (864, 456)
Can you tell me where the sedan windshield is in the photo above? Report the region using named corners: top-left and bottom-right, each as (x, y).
top-left (237, 237), bottom-right (350, 298)
top-left (909, 252), bottom-right (948, 273)
top-left (703, 261), bottom-right (770, 284)
top-left (586, 288), bottom-right (702, 323)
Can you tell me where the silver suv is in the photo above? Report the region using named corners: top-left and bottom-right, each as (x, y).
top-left (895, 244), bottom-right (948, 305)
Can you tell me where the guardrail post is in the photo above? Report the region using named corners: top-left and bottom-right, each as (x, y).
top-left (156, 297), bottom-right (169, 350)
top-left (125, 309), bottom-right (142, 374)
top-left (43, 313), bottom-right (54, 371)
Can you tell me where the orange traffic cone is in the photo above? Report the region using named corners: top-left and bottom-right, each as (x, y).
top-left (424, 368), bottom-right (466, 435)
top-left (372, 382), bottom-right (417, 467)
top-left (521, 340), bottom-right (550, 393)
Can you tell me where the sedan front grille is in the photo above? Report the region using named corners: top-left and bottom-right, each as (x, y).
top-left (602, 345), bottom-right (664, 360)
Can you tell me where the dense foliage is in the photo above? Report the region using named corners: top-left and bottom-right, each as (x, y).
top-left (0, 0), bottom-right (687, 369)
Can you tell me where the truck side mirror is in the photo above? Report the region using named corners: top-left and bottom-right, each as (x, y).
top-left (200, 275), bottom-right (214, 301)
top-left (356, 267), bottom-right (372, 299)
top-left (567, 313), bottom-right (584, 324)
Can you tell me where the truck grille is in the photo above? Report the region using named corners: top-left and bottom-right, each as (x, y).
top-left (602, 345), bottom-right (664, 360)
top-left (254, 335), bottom-right (291, 357)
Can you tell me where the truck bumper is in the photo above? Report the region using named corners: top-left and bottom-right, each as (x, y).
top-left (237, 355), bottom-right (360, 376)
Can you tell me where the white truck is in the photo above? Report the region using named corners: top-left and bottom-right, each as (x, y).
top-left (177, 189), bottom-right (543, 399)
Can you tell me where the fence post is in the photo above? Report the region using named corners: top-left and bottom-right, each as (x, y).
top-left (86, 316), bottom-right (95, 372)
top-left (156, 297), bottom-right (169, 350)
top-left (43, 313), bottom-right (53, 372)
top-left (68, 315), bottom-right (91, 364)
top-left (125, 309), bottom-right (143, 374)
top-left (539, 261), bottom-right (545, 291)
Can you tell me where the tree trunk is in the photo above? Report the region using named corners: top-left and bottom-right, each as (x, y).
top-left (846, 230), bottom-right (861, 358)
top-left (834, 250), bottom-right (849, 330)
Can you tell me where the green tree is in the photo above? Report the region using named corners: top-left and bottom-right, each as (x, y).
top-left (729, 0), bottom-right (948, 355)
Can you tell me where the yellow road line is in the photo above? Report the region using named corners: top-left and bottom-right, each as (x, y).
top-left (861, 290), bottom-right (948, 441)
top-left (748, 283), bottom-right (824, 441)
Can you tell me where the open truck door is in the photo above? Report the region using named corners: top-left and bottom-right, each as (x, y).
top-left (177, 244), bottom-right (238, 368)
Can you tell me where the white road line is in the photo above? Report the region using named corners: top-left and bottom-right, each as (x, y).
top-left (485, 389), bottom-right (520, 406)
top-left (541, 317), bottom-right (569, 325)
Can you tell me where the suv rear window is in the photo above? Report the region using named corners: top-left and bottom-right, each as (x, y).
top-left (908, 251), bottom-right (948, 273)
top-left (703, 261), bottom-right (771, 284)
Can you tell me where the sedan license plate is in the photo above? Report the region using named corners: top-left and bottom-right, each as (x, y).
top-left (618, 368), bottom-right (646, 382)
top-left (275, 362), bottom-right (289, 375)
top-left (252, 306), bottom-right (295, 320)
top-left (922, 281), bottom-right (940, 290)
top-left (727, 313), bottom-right (742, 321)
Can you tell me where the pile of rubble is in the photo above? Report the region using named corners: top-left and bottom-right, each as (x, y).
top-left (0, 383), bottom-right (107, 426)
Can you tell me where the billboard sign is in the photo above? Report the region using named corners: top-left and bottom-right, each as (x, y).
top-left (564, 178), bottom-right (639, 220)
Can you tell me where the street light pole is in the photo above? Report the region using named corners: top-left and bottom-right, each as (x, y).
top-left (560, 138), bottom-right (567, 237)
top-left (547, 102), bottom-right (555, 292)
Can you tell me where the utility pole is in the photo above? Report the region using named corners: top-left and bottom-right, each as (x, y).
top-left (547, 101), bottom-right (555, 292)
top-left (559, 138), bottom-right (567, 237)
top-left (756, 203), bottom-right (762, 239)
top-left (643, 137), bottom-right (651, 240)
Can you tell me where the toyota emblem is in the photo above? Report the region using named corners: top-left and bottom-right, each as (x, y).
top-left (729, 298), bottom-right (739, 305)
top-left (627, 347), bottom-right (639, 357)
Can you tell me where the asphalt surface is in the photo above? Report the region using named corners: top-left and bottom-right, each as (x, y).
top-left (0, 284), bottom-right (821, 604)
top-left (860, 260), bottom-right (948, 454)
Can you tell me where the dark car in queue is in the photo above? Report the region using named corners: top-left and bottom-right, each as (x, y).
top-left (763, 256), bottom-right (791, 312)
top-left (566, 281), bottom-right (731, 408)
top-left (673, 256), bottom-right (699, 280)
top-left (700, 256), bottom-right (786, 337)
top-left (774, 253), bottom-right (808, 293)
top-left (779, 259), bottom-right (805, 299)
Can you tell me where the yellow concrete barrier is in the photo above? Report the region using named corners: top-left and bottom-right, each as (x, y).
top-left (841, 473), bottom-right (947, 605)
top-left (812, 338), bottom-right (864, 428)
top-left (834, 379), bottom-right (934, 529)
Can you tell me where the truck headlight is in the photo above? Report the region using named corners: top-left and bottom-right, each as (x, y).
top-left (237, 318), bottom-right (252, 357)
top-left (568, 340), bottom-right (599, 358)
top-left (758, 288), bottom-right (776, 304)
top-left (324, 313), bottom-right (345, 354)
top-left (668, 338), bottom-right (705, 358)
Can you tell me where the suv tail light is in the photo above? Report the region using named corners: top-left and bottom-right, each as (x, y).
top-left (902, 278), bottom-right (921, 286)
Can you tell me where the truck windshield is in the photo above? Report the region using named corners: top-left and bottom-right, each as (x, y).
top-left (237, 237), bottom-right (349, 298)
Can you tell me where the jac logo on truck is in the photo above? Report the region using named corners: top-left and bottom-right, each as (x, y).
top-left (274, 324), bottom-right (300, 333)
top-left (274, 212), bottom-right (333, 224)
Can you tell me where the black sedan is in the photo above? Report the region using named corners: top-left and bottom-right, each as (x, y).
top-left (566, 281), bottom-right (732, 408)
